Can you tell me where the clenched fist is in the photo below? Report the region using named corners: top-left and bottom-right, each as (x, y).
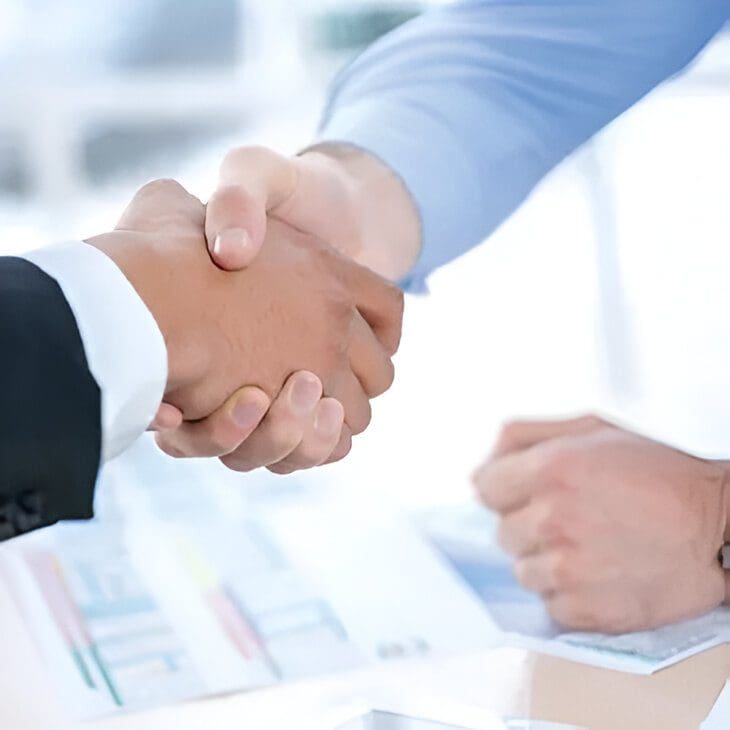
top-left (473, 415), bottom-right (730, 633)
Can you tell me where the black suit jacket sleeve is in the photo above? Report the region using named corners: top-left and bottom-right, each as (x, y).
top-left (0, 257), bottom-right (101, 541)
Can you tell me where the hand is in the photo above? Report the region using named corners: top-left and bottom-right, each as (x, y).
top-left (154, 145), bottom-right (415, 473)
top-left (205, 144), bottom-right (421, 280)
top-left (157, 370), bottom-right (355, 474)
top-left (473, 415), bottom-right (730, 633)
top-left (87, 179), bottom-right (403, 464)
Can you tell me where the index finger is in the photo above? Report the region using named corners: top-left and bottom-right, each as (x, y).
top-left (342, 260), bottom-right (404, 356)
top-left (118, 178), bottom-right (205, 233)
top-left (492, 415), bottom-right (607, 458)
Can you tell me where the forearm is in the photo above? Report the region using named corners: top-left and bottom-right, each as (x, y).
top-left (318, 0), bottom-right (729, 289)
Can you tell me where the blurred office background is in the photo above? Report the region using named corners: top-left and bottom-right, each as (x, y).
top-left (0, 1), bottom-right (729, 509)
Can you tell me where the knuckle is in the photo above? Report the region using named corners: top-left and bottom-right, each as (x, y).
top-left (286, 442), bottom-right (329, 470)
top-left (385, 285), bottom-right (405, 323)
top-left (473, 467), bottom-right (497, 508)
top-left (549, 597), bottom-right (602, 632)
top-left (370, 359), bottom-right (395, 398)
top-left (534, 447), bottom-right (572, 486)
top-left (495, 420), bottom-right (524, 453)
top-left (154, 433), bottom-right (188, 459)
top-left (219, 451), bottom-right (258, 473)
top-left (206, 424), bottom-right (238, 455)
top-left (594, 608), bottom-right (627, 634)
top-left (140, 178), bottom-right (184, 196)
top-left (546, 552), bottom-right (574, 590)
top-left (211, 183), bottom-right (253, 207)
top-left (224, 144), bottom-right (277, 166)
top-left (577, 413), bottom-right (607, 431)
top-left (221, 145), bottom-right (287, 184)
top-left (266, 418), bottom-right (305, 454)
top-left (535, 500), bottom-right (566, 543)
top-left (385, 330), bottom-right (403, 358)
top-left (328, 429), bottom-right (353, 464)
top-left (392, 285), bottom-right (405, 313)
top-left (326, 449), bottom-right (349, 466)
top-left (548, 597), bottom-right (580, 628)
top-left (221, 146), bottom-right (254, 171)
top-left (347, 401), bottom-right (372, 436)
top-left (267, 462), bottom-right (298, 476)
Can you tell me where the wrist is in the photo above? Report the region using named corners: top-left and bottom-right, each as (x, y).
top-left (84, 231), bottom-right (187, 392)
top-left (301, 143), bottom-right (421, 282)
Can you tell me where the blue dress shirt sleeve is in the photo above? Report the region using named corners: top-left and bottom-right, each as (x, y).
top-left (319, 0), bottom-right (730, 291)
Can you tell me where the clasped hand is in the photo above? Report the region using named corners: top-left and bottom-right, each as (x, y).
top-left (88, 178), bottom-right (403, 473)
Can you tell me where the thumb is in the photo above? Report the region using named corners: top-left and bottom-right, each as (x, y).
top-left (148, 402), bottom-right (184, 431)
top-left (206, 184), bottom-right (267, 270)
top-left (206, 146), bottom-right (300, 271)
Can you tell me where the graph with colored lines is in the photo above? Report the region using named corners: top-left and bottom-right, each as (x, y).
top-left (170, 521), bottom-right (364, 682)
top-left (18, 523), bottom-right (203, 713)
top-left (1, 441), bottom-right (499, 719)
top-left (2, 514), bottom-right (368, 717)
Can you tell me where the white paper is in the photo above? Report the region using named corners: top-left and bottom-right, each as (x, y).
top-left (0, 448), bottom-right (498, 719)
top-left (414, 504), bottom-right (730, 674)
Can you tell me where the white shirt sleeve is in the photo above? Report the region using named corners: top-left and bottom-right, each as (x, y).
top-left (21, 241), bottom-right (168, 462)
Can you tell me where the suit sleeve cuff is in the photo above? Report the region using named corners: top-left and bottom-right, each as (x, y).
top-left (21, 241), bottom-right (168, 461)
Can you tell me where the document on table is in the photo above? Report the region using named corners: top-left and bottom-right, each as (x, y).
top-left (2, 438), bottom-right (728, 719)
top-left (0, 450), bottom-right (498, 719)
top-left (414, 504), bottom-right (730, 674)
top-left (262, 500), bottom-right (730, 676)
top-left (1, 514), bottom-right (370, 719)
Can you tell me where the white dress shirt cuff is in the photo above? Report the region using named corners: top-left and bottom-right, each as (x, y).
top-left (21, 241), bottom-right (168, 462)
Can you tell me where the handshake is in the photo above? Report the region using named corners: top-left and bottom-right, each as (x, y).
top-left (87, 166), bottom-right (403, 474)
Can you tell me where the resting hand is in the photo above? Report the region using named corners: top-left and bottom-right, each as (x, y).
top-left (473, 415), bottom-right (730, 633)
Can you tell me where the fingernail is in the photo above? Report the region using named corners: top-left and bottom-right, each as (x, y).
top-left (232, 399), bottom-right (264, 430)
top-left (315, 400), bottom-right (343, 436)
top-left (290, 374), bottom-right (322, 416)
top-left (213, 228), bottom-right (250, 257)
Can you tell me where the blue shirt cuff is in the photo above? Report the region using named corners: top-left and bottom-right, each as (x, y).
top-left (319, 97), bottom-right (490, 294)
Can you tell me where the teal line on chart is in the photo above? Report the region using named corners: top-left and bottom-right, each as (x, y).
top-left (89, 644), bottom-right (123, 706)
top-left (70, 646), bottom-right (95, 689)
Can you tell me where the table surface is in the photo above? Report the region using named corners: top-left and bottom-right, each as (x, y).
top-left (1, 582), bottom-right (728, 730)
